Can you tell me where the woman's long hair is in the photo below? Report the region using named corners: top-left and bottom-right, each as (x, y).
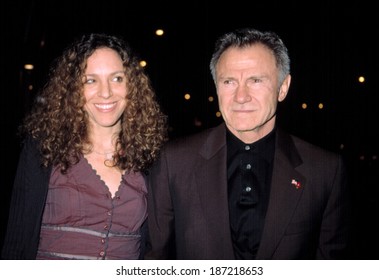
top-left (22, 33), bottom-right (168, 173)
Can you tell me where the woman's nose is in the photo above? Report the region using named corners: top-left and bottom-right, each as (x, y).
top-left (97, 81), bottom-right (112, 98)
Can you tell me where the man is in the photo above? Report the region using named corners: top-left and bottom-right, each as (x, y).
top-left (146, 28), bottom-right (350, 259)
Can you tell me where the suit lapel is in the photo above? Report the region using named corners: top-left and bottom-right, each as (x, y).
top-left (256, 129), bottom-right (306, 259)
top-left (196, 124), bottom-right (235, 258)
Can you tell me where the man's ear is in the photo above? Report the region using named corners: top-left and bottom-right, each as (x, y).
top-left (278, 74), bottom-right (291, 102)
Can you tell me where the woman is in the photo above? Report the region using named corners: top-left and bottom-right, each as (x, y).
top-left (1, 33), bottom-right (168, 259)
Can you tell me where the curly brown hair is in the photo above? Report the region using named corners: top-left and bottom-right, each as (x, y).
top-left (22, 33), bottom-right (168, 173)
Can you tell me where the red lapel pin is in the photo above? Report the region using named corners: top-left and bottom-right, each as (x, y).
top-left (291, 179), bottom-right (301, 189)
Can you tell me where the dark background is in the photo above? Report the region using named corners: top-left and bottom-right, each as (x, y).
top-left (1, 0), bottom-right (378, 259)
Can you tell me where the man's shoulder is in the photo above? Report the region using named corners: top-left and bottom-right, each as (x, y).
top-left (282, 129), bottom-right (342, 162)
top-left (169, 124), bottom-right (223, 146)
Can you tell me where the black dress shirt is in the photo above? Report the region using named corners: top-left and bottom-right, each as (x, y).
top-left (226, 128), bottom-right (276, 259)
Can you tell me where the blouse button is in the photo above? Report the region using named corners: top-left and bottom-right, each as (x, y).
top-left (99, 251), bottom-right (105, 257)
top-left (245, 145), bottom-right (250, 151)
top-left (246, 163), bottom-right (252, 170)
top-left (245, 186), bottom-right (252, 192)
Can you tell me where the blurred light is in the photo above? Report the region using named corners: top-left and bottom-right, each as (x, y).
top-left (318, 103), bottom-right (324, 109)
top-left (301, 103), bottom-right (307, 109)
top-left (358, 76), bottom-right (365, 83)
top-left (340, 144), bottom-right (345, 150)
top-left (184, 93), bottom-right (191, 100)
top-left (24, 64), bottom-right (34, 70)
top-left (216, 111), bottom-right (222, 117)
top-left (208, 96), bottom-right (214, 102)
top-left (155, 29), bottom-right (164, 36)
top-left (139, 60), bottom-right (147, 67)
top-left (194, 118), bottom-right (202, 127)
top-left (28, 85), bottom-right (33, 91)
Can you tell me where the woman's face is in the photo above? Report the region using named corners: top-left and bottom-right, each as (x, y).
top-left (83, 47), bottom-right (128, 131)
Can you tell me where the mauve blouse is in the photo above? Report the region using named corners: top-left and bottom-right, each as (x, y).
top-left (36, 156), bottom-right (147, 260)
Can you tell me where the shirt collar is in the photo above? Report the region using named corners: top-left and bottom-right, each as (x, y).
top-left (226, 127), bottom-right (276, 163)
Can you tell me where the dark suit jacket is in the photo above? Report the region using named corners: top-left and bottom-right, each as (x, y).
top-left (1, 137), bottom-right (149, 259)
top-left (146, 123), bottom-right (350, 259)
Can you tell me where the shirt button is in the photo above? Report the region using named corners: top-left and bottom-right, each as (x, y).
top-left (99, 251), bottom-right (105, 257)
top-left (245, 145), bottom-right (250, 151)
top-left (107, 211), bottom-right (112, 216)
top-left (245, 186), bottom-right (252, 192)
top-left (101, 238), bottom-right (105, 244)
top-left (104, 224), bottom-right (108, 230)
top-left (246, 163), bottom-right (252, 170)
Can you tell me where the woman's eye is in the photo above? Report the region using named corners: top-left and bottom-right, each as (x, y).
top-left (84, 78), bottom-right (95, 84)
top-left (113, 76), bottom-right (124, 82)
